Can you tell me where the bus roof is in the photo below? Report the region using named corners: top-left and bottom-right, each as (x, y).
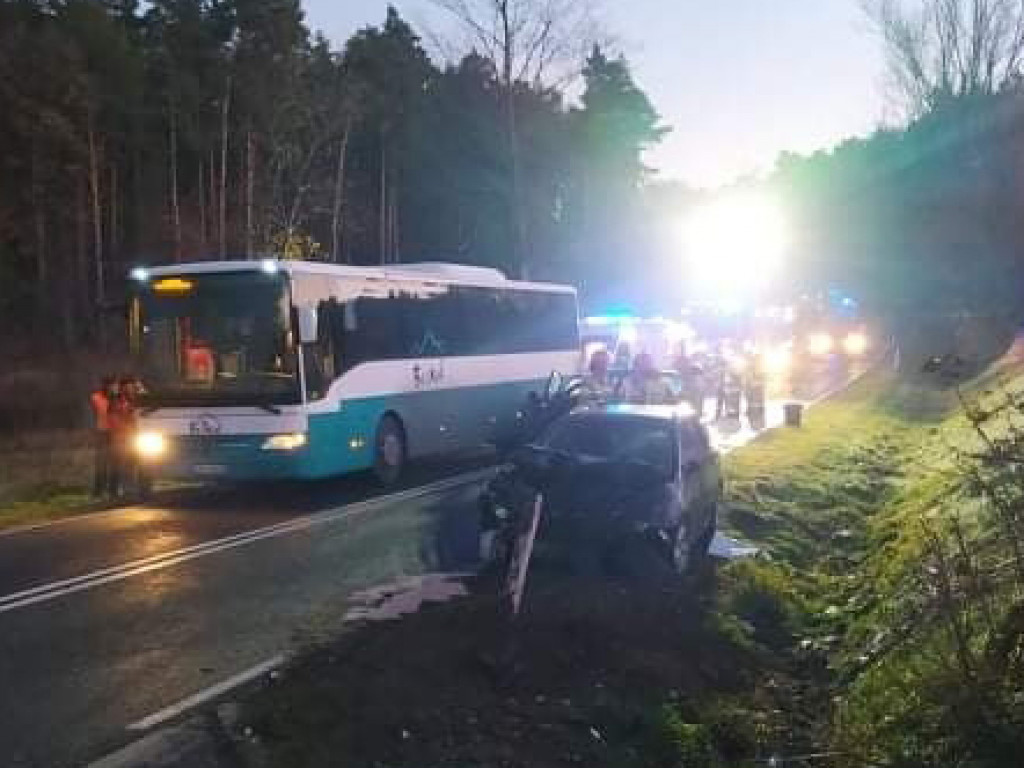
top-left (139, 259), bottom-right (576, 294)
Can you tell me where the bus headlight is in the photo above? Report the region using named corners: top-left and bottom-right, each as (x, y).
top-left (843, 332), bottom-right (868, 356)
top-left (262, 433), bottom-right (307, 451)
top-left (135, 432), bottom-right (167, 460)
top-left (808, 333), bottom-right (833, 356)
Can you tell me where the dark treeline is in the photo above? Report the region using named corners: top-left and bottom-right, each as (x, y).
top-left (772, 90), bottom-right (1024, 319)
top-left (0, 0), bottom-right (666, 351)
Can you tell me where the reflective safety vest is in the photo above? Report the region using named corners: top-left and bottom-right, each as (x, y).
top-left (90, 391), bottom-right (111, 432)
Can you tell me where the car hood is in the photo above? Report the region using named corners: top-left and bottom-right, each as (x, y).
top-left (493, 455), bottom-right (671, 522)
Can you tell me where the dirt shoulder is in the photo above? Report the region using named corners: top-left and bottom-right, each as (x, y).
top-left (244, 573), bottom-right (805, 768)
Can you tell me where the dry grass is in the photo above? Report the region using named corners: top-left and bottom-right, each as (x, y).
top-left (0, 429), bottom-right (96, 530)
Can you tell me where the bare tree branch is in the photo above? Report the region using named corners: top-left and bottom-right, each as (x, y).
top-left (429, 0), bottom-right (601, 87)
top-left (865, 0), bottom-right (1024, 115)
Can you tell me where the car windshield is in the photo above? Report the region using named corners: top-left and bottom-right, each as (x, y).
top-left (132, 271), bottom-right (300, 407)
top-left (541, 414), bottom-right (675, 474)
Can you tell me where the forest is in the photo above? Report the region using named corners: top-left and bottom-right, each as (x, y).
top-left (0, 0), bottom-right (668, 352)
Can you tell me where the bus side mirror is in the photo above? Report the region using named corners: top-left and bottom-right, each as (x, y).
top-left (297, 307), bottom-right (318, 344)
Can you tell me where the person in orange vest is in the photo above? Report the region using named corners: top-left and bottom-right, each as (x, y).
top-left (90, 376), bottom-right (120, 498)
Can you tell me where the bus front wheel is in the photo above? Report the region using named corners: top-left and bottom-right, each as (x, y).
top-left (373, 414), bottom-right (406, 486)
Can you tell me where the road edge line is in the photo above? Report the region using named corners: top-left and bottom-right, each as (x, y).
top-left (126, 654), bottom-right (286, 732)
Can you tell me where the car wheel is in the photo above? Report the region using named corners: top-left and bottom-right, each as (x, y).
top-left (695, 521), bottom-right (715, 558)
top-left (695, 502), bottom-right (719, 556)
top-left (669, 523), bottom-right (694, 574)
top-left (373, 414), bottom-right (406, 486)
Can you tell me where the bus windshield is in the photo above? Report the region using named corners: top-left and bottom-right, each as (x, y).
top-left (133, 271), bottom-right (300, 407)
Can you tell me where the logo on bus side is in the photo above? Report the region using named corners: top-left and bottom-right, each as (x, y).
top-left (412, 360), bottom-right (444, 389)
top-left (189, 414), bottom-right (222, 436)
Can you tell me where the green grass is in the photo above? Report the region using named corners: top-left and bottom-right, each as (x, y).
top-left (724, 368), bottom-right (928, 571)
top-left (0, 489), bottom-right (100, 530)
top-left (719, 338), bottom-right (1024, 767)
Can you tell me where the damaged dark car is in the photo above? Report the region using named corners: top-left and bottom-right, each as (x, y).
top-left (479, 403), bottom-right (722, 577)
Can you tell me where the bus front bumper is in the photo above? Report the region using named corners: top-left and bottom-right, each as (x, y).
top-left (138, 434), bottom-right (317, 482)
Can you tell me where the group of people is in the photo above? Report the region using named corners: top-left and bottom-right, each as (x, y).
top-left (581, 343), bottom-right (767, 418)
top-left (581, 348), bottom-right (676, 405)
top-left (90, 375), bottom-right (150, 499)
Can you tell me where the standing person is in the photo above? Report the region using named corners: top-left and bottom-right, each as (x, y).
top-left (90, 376), bottom-right (118, 498)
top-left (581, 348), bottom-right (614, 401)
top-left (745, 353), bottom-right (767, 423)
top-left (622, 353), bottom-right (672, 405)
top-left (673, 344), bottom-right (705, 418)
top-left (613, 342), bottom-right (632, 372)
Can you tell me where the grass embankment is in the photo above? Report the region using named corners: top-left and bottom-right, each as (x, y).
top-left (721, 345), bottom-right (1024, 767)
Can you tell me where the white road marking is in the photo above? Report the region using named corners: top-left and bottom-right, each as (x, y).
top-left (127, 654), bottom-right (286, 732)
top-left (0, 517), bottom-right (311, 607)
top-left (0, 469), bottom-right (492, 615)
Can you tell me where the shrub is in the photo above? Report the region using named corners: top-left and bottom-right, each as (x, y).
top-left (648, 705), bottom-right (721, 768)
top-left (720, 560), bottom-right (805, 650)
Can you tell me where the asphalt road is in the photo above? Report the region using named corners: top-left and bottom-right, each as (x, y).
top-left (0, 358), bottom-right (864, 767)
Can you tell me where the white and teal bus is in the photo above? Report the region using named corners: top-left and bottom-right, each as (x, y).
top-left (128, 260), bottom-right (580, 483)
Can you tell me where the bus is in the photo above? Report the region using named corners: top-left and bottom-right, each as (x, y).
top-left (128, 260), bottom-right (580, 484)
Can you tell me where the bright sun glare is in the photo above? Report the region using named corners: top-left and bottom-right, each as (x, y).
top-left (680, 192), bottom-right (789, 301)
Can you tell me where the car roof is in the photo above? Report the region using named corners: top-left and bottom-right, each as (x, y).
top-left (569, 402), bottom-right (699, 424)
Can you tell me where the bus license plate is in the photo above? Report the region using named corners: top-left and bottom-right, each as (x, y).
top-left (193, 463), bottom-right (227, 476)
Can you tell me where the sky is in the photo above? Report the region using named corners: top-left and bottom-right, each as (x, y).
top-left (302, 0), bottom-right (888, 189)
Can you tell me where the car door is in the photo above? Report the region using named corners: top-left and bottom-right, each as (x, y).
top-left (679, 421), bottom-right (719, 532)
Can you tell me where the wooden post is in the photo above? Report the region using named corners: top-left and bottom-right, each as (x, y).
top-left (506, 493), bottom-right (544, 618)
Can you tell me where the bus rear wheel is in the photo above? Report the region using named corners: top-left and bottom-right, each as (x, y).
top-left (373, 414), bottom-right (406, 486)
